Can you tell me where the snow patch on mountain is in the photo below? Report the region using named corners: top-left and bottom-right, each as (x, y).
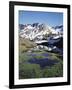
top-left (19, 23), bottom-right (62, 41)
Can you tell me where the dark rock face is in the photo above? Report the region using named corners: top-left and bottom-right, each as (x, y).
top-left (32, 23), bottom-right (39, 28)
top-left (53, 37), bottom-right (63, 48)
top-left (37, 37), bottom-right (63, 55)
top-left (37, 37), bottom-right (63, 48)
top-left (19, 24), bottom-right (24, 30)
top-left (54, 25), bottom-right (63, 30)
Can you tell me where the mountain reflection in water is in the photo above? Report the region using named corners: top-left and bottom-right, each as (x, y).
top-left (28, 58), bottom-right (58, 68)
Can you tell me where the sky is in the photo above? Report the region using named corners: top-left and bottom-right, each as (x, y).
top-left (19, 10), bottom-right (63, 27)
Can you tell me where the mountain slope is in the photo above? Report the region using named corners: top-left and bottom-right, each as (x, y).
top-left (19, 23), bottom-right (60, 41)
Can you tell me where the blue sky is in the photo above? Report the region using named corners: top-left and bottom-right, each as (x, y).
top-left (19, 10), bottom-right (63, 27)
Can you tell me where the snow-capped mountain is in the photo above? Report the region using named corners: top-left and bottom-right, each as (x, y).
top-left (19, 23), bottom-right (63, 54)
top-left (54, 25), bottom-right (63, 34)
top-left (19, 23), bottom-right (61, 41)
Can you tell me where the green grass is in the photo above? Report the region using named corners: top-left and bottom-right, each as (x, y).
top-left (19, 53), bottom-right (32, 63)
top-left (42, 62), bottom-right (63, 77)
top-left (19, 51), bottom-right (63, 79)
top-left (19, 38), bottom-right (63, 79)
top-left (33, 55), bottom-right (46, 59)
top-left (19, 63), bottom-right (42, 79)
top-left (19, 37), bottom-right (37, 52)
top-left (19, 61), bottom-right (63, 79)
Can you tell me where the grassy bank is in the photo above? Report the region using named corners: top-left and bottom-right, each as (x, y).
top-left (19, 38), bottom-right (63, 79)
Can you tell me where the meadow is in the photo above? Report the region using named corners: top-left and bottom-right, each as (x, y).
top-left (19, 38), bottom-right (63, 79)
